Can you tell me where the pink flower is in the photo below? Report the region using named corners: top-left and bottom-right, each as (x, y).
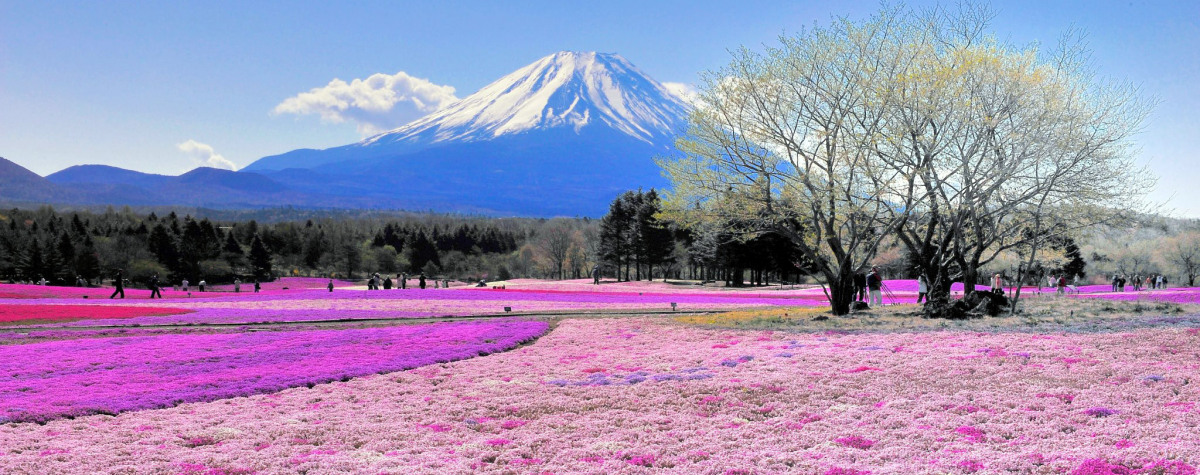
top-left (835, 435), bottom-right (875, 449)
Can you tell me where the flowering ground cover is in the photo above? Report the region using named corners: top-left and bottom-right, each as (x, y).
top-left (0, 320), bottom-right (547, 424)
top-left (5, 287), bottom-right (829, 328)
top-left (0, 283), bottom-right (239, 300)
top-left (3, 317), bottom-right (1195, 473)
top-left (0, 304), bottom-right (192, 324)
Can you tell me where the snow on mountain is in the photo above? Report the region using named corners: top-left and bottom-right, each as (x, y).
top-left (361, 51), bottom-right (691, 147)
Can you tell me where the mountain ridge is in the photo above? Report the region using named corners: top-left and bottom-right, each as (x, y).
top-left (3, 51), bottom-right (691, 216)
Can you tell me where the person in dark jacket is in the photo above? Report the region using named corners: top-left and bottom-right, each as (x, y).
top-left (254, 280), bottom-right (261, 293)
top-left (866, 267), bottom-right (883, 307)
top-left (853, 272), bottom-right (867, 302)
top-left (419, 273), bottom-right (427, 289)
top-left (109, 270), bottom-right (125, 299)
top-left (383, 276), bottom-right (393, 289)
top-left (149, 274), bottom-right (162, 299)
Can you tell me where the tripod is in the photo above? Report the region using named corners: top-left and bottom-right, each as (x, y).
top-left (879, 282), bottom-right (900, 306)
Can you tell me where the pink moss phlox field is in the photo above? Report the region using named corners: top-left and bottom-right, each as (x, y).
top-left (0, 283), bottom-right (228, 300)
top-left (9, 287), bottom-right (833, 327)
top-left (0, 303), bottom-right (191, 324)
top-left (0, 320), bottom-right (547, 423)
top-left (2, 318), bottom-right (1196, 473)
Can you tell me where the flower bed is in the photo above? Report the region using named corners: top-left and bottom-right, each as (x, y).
top-left (0, 304), bottom-right (191, 324)
top-left (13, 288), bottom-right (827, 327)
top-left (2, 318), bottom-right (1195, 473)
top-left (0, 319), bottom-right (548, 423)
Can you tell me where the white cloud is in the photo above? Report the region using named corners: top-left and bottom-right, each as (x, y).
top-left (662, 81), bottom-right (700, 106)
top-left (273, 71), bottom-right (459, 136)
top-left (178, 140), bottom-right (237, 171)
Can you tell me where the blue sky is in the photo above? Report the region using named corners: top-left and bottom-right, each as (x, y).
top-left (1, 1), bottom-right (1197, 215)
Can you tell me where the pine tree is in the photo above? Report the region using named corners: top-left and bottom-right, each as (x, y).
top-left (222, 232), bottom-right (245, 269)
top-left (76, 234), bottom-right (101, 284)
top-left (249, 234), bottom-right (273, 281)
top-left (56, 231), bottom-right (76, 278)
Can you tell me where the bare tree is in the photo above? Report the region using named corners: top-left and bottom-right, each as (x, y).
top-left (535, 219), bottom-right (575, 280)
top-left (660, 7), bottom-right (914, 315)
top-left (1162, 232), bottom-right (1200, 286)
top-left (661, 3), bottom-right (1153, 317)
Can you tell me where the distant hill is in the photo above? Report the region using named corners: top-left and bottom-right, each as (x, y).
top-left (3, 51), bottom-right (692, 217)
top-left (0, 157), bottom-right (75, 202)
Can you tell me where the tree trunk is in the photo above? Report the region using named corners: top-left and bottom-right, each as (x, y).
top-left (961, 266), bottom-right (979, 295)
top-left (828, 272), bottom-right (856, 316)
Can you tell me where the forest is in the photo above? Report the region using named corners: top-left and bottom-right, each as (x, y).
top-left (2, 198), bottom-right (1198, 289)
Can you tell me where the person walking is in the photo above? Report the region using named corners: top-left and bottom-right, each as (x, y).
top-left (917, 273), bottom-right (929, 304)
top-left (253, 280), bottom-right (261, 293)
top-left (1057, 275), bottom-right (1067, 295)
top-left (592, 266), bottom-right (601, 285)
top-left (109, 269), bottom-right (125, 299)
top-left (419, 273), bottom-right (426, 289)
top-left (867, 267), bottom-right (883, 308)
top-left (149, 274), bottom-right (162, 299)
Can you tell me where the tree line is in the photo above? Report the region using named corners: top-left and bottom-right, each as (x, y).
top-left (0, 207), bottom-right (547, 287)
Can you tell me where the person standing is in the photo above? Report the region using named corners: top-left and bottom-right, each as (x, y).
top-left (854, 272), bottom-right (867, 302)
top-left (253, 280), bottom-right (261, 293)
top-left (149, 274), bottom-right (162, 299)
top-left (400, 273), bottom-right (407, 289)
top-left (327, 279), bottom-right (334, 292)
top-left (917, 273), bottom-right (929, 304)
top-left (1156, 274), bottom-right (1164, 289)
top-left (592, 266), bottom-right (601, 285)
top-left (991, 273), bottom-right (1005, 295)
top-left (867, 267), bottom-right (883, 308)
top-left (110, 269), bottom-right (125, 299)
top-left (181, 279), bottom-right (189, 293)
top-left (76, 275), bottom-right (86, 287)
top-left (1057, 275), bottom-right (1067, 295)
top-left (234, 279), bottom-right (242, 293)
top-left (418, 273), bottom-right (426, 289)
top-left (383, 275), bottom-right (392, 289)
top-left (1112, 274), bottom-right (1119, 292)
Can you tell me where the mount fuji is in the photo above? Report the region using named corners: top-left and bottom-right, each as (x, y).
top-left (242, 51), bottom-right (691, 215)
top-left (3, 52), bottom-right (693, 216)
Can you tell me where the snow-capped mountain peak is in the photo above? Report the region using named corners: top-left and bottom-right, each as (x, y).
top-left (362, 51), bottom-right (690, 147)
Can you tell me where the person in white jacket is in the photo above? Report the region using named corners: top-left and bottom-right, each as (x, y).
top-left (917, 273), bottom-right (929, 304)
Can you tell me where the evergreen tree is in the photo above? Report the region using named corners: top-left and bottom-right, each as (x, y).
top-left (76, 234), bottom-right (101, 284)
top-left (407, 230), bottom-right (440, 272)
top-left (222, 232), bottom-right (245, 269)
top-left (249, 234), bottom-right (273, 281)
top-left (599, 192), bottom-right (635, 280)
top-left (20, 240), bottom-right (46, 281)
top-left (56, 231), bottom-right (76, 278)
top-left (148, 223), bottom-right (180, 277)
